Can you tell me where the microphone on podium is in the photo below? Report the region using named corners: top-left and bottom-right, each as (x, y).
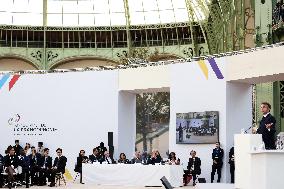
top-left (244, 126), bottom-right (252, 134)
top-left (241, 126), bottom-right (253, 134)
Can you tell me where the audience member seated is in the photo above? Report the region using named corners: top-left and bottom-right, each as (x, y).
top-left (38, 148), bottom-right (52, 186)
top-left (117, 153), bottom-right (130, 164)
top-left (24, 143), bottom-right (31, 156)
top-left (168, 152), bottom-right (180, 165)
top-left (96, 142), bottom-right (108, 160)
top-left (29, 148), bottom-right (41, 186)
top-left (183, 150), bottom-right (201, 186)
top-left (74, 150), bottom-right (88, 184)
top-left (89, 148), bottom-right (100, 163)
top-left (141, 151), bottom-right (149, 164)
top-left (0, 153), bottom-right (3, 187)
top-left (148, 150), bottom-right (162, 165)
top-left (49, 148), bottom-right (67, 187)
top-left (101, 151), bottom-right (115, 164)
top-left (131, 151), bottom-right (142, 164)
top-left (13, 140), bottom-right (23, 156)
top-left (18, 149), bottom-right (30, 186)
top-left (3, 147), bottom-right (20, 188)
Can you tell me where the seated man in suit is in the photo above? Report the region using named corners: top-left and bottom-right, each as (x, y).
top-left (131, 151), bottom-right (142, 164)
top-left (89, 148), bottom-right (100, 163)
top-left (38, 148), bottom-right (52, 186)
top-left (0, 153), bottom-right (3, 187)
top-left (18, 149), bottom-right (30, 186)
top-left (183, 150), bottom-right (201, 186)
top-left (29, 148), bottom-right (41, 185)
top-left (49, 148), bottom-right (67, 187)
top-left (3, 147), bottom-right (19, 188)
top-left (101, 151), bottom-right (115, 164)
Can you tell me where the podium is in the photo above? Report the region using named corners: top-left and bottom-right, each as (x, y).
top-left (234, 134), bottom-right (262, 189)
top-left (250, 150), bottom-right (284, 189)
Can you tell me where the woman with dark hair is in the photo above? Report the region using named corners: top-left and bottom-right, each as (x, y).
top-left (168, 152), bottom-right (180, 165)
top-left (117, 153), bottom-right (130, 164)
top-left (75, 150), bottom-right (88, 184)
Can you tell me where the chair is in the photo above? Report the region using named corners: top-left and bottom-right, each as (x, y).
top-left (55, 172), bottom-right (66, 187)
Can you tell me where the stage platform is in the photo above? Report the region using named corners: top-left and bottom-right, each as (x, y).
top-left (21, 183), bottom-right (194, 189)
top-left (196, 183), bottom-right (234, 189)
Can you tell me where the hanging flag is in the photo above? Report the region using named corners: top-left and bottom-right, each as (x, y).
top-left (198, 60), bottom-right (208, 80)
top-left (208, 58), bottom-right (224, 79)
top-left (0, 74), bottom-right (10, 90)
top-left (9, 75), bottom-right (21, 91)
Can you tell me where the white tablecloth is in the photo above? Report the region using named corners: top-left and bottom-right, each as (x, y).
top-left (82, 164), bottom-right (184, 187)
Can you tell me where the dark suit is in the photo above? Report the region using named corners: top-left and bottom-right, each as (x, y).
top-left (228, 147), bottom-right (235, 183)
top-left (29, 154), bottom-right (41, 185)
top-left (38, 156), bottom-right (53, 185)
top-left (50, 156), bottom-right (67, 185)
top-left (13, 145), bottom-right (23, 156)
top-left (184, 157), bottom-right (201, 185)
top-left (148, 155), bottom-right (162, 165)
top-left (18, 155), bottom-right (30, 185)
top-left (131, 158), bottom-right (142, 164)
top-left (89, 154), bottom-right (100, 163)
top-left (211, 148), bottom-right (224, 183)
top-left (257, 113), bottom-right (276, 149)
top-left (75, 156), bottom-right (88, 173)
top-left (96, 146), bottom-right (107, 159)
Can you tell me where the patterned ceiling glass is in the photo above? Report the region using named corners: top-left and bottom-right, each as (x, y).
top-left (0, 0), bottom-right (211, 26)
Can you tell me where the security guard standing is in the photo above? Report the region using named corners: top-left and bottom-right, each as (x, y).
top-left (211, 142), bottom-right (224, 183)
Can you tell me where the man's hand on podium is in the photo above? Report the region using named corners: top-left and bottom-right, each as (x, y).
top-left (252, 127), bottom-right (258, 134)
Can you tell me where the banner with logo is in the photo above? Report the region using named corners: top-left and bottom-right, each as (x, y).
top-left (0, 71), bottom-right (119, 179)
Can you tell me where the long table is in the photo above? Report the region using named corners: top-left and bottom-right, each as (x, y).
top-left (82, 163), bottom-right (184, 187)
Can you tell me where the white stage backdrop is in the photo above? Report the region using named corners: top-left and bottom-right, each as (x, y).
top-left (0, 71), bottom-right (119, 178)
top-left (170, 58), bottom-right (227, 183)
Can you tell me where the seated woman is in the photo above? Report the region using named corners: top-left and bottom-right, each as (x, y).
top-left (117, 153), bottom-right (130, 164)
top-left (183, 150), bottom-right (201, 186)
top-left (74, 150), bottom-right (88, 184)
top-left (148, 149), bottom-right (162, 165)
top-left (168, 152), bottom-right (180, 165)
top-left (131, 151), bottom-right (142, 164)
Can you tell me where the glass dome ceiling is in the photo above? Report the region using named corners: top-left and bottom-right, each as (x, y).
top-left (0, 0), bottom-right (211, 27)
